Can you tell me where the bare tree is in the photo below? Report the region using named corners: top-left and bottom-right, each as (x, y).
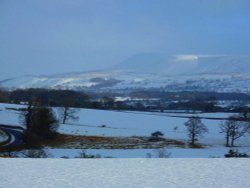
top-left (220, 120), bottom-right (232, 147)
top-left (59, 106), bottom-right (79, 124)
top-left (184, 116), bottom-right (208, 145)
top-left (220, 115), bottom-right (250, 147)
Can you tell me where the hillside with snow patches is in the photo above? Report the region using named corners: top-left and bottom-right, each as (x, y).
top-left (1, 54), bottom-right (250, 93)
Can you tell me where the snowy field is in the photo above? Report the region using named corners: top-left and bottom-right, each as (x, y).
top-left (55, 109), bottom-right (239, 147)
top-left (1, 102), bottom-right (250, 158)
top-left (1, 103), bottom-right (249, 146)
top-left (43, 147), bottom-right (250, 158)
top-left (0, 158), bottom-right (250, 188)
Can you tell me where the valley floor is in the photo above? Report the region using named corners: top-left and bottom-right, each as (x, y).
top-left (1, 102), bottom-right (250, 158)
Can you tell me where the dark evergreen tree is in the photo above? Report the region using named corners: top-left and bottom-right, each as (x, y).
top-left (21, 101), bottom-right (58, 145)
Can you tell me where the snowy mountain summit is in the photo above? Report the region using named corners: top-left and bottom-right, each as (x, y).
top-left (1, 54), bottom-right (250, 93)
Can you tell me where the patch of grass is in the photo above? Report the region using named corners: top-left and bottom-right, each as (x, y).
top-left (43, 134), bottom-right (114, 147)
top-left (188, 143), bottom-right (204, 148)
top-left (1, 132), bottom-right (187, 151)
top-left (43, 134), bottom-right (186, 149)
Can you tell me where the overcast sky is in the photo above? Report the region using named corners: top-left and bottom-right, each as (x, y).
top-left (1, 0), bottom-right (250, 80)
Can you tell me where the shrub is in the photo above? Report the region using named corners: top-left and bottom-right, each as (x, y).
top-left (225, 149), bottom-right (249, 158)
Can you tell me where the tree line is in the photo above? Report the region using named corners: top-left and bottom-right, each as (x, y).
top-left (1, 89), bottom-right (250, 113)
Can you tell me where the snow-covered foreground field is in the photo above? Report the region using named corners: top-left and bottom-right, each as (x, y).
top-left (0, 158), bottom-right (250, 188)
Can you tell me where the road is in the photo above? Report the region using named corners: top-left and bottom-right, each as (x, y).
top-left (0, 124), bottom-right (25, 146)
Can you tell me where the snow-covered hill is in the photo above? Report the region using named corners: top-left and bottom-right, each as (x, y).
top-left (1, 54), bottom-right (250, 93)
top-left (115, 54), bottom-right (250, 75)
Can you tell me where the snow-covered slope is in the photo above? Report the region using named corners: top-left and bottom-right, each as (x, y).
top-left (1, 159), bottom-right (250, 188)
top-left (115, 54), bottom-right (250, 75)
top-left (1, 54), bottom-right (250, 93)
top-left (1, 71), bottom-right (250, 93)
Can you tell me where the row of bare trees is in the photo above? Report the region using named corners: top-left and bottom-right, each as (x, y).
top-left (185, 114), bottom-right (250, 147)
top-left (220, 114), bottom-right (250, 147)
